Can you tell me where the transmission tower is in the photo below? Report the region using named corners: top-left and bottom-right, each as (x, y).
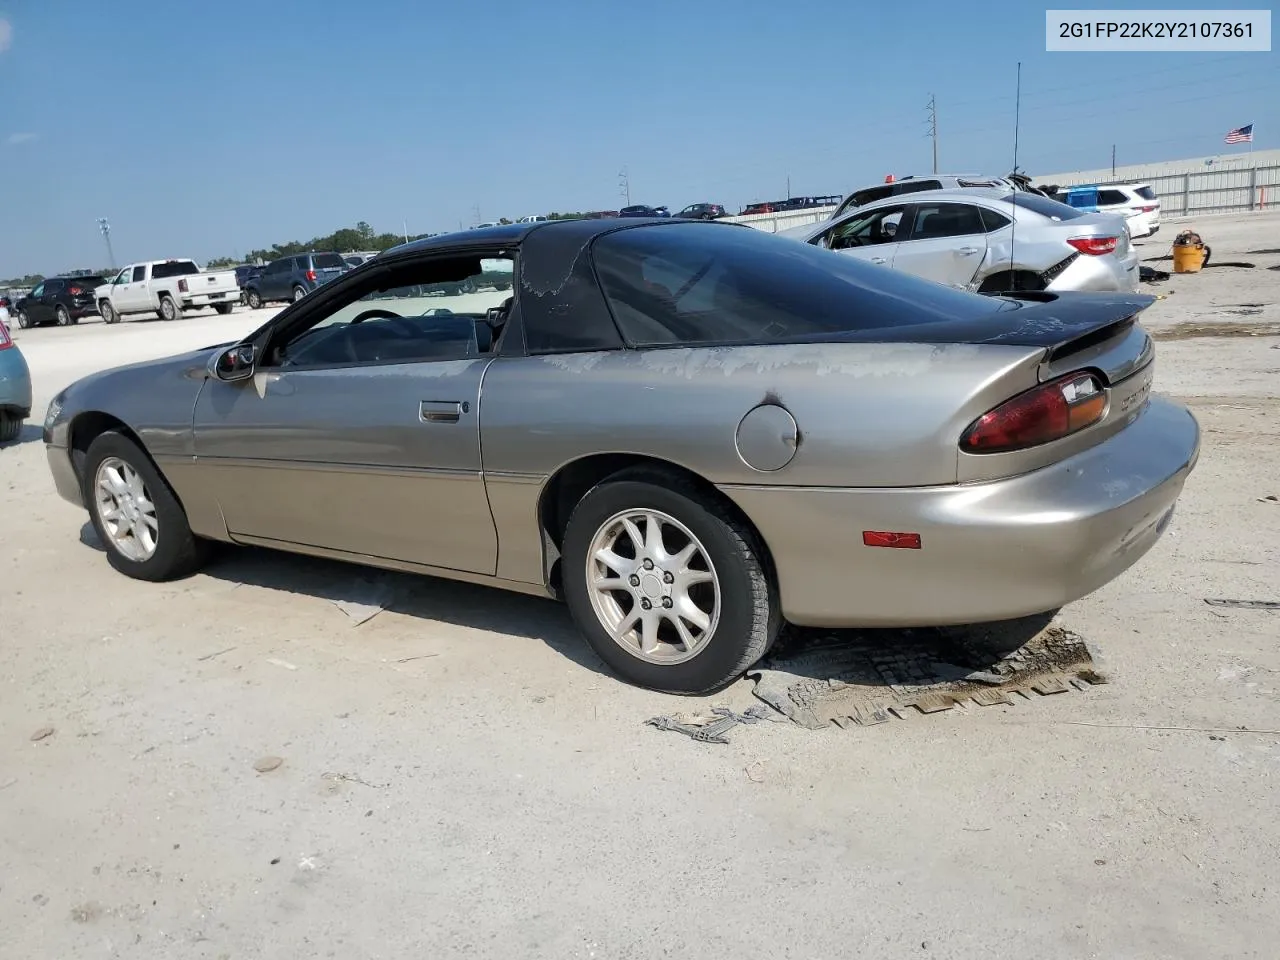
top-left (925, 94), bottom-right (938, 174)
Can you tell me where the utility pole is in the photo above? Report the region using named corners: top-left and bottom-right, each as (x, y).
top-left (403, 219), bottom-right (410, 243)
top-left (1111, 144), bottom-right (1116, 179)
top-left (786, 174), bottom-right (791, 199)
top-left (96, 218), bottom-right (116, 270)
top-left (618, 167), bottom-right (630, 206)
top-left (472, 204), bottom-right (481, 226)
top-left (926, 94), bottom-right (938, 174)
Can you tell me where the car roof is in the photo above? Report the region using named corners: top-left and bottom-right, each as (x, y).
top-left (847, 187), bottom-right (1014, 210)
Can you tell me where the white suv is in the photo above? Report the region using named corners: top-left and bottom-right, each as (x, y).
top-left (1049, 183), bottom-right (1161, 239)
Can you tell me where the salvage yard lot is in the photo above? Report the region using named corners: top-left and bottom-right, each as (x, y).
top-left (3, 213), bottom-right (1280, 959)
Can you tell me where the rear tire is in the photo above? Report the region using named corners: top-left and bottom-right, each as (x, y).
top-left (0, 414), bottom-right (21, 443)
top-left (214, 303), bottom-right (234, 315)
top-left (246, 289), bottom-right (263, 309)
top-left (158, 296), bottom-right (181, 321)
top-left (83, 430), bottom-right (209, 581)
top-left (99, 300), bottom-right (118, 324)
top-left (561, 470), bottom-right (780, 695)
top-left (56, 305), bottom-right (72, 326)
top-left (292, 285), bottom-right (307, 302)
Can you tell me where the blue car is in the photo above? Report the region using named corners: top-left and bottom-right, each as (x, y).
top-left (0, 317), bottom-right (32, 442)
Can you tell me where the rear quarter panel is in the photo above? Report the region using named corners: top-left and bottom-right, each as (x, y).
top-left (479, 342), bottom-right (1044, 581)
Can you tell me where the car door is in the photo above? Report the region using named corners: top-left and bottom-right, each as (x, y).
top-left (259, 259), bottom-right (288, 300)
top-left (23, 282), bottom-right (49, 323)
top-left (192, 253), bottom-right (512, 574)
top-left (114, 265), bottom-right (150, 313)
top-left (891, 202), bottom-right (989, 288)
top-left (816, 204), bottom-right (907, 268)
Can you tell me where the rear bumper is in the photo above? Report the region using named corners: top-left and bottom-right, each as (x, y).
top-left (181, 291), bottom-right (237, 308)
top-left (1050, 251), bottom-right (1140, 293)
top-left (722, 396), bottom-right (1200, 628)
top-left (70, 300), bottom-right (99, 319)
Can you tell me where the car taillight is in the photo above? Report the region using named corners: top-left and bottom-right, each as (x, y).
top-left (961, 372), bottom-right (1107, 454)
top-left (1066, 236), bottom-right (1118, 256)
top-left (0, 321), bottom-right (12, 349)
top-left (306, 269), bottom-right (317, 282)
top-left (178, 279), bottom-right (189, 293)
top-left (69, 286), bottom-right (84, 295)
top-left (1140, 205), bottom-right (1157, 213)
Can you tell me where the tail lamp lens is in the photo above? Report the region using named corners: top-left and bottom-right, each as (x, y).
top-left (306, 269), bottom-right (317, 282)
top-left (0, 321), bottom-right (11, 349)
top-left (961, 373), bottom-right (1106, 454)
top-left (1067, 236), bottom-right (1118, 256)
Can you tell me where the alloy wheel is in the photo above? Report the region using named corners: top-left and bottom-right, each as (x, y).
top-left (585, 508), bottom-right (721, 664)
top-left (94, 457), bottom-right (159, 562)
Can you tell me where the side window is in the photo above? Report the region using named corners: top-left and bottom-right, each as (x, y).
top-left (825, 205), bottom-right (907, 250)
top-left (905, 203), bottom-right (986, 241)
top-left (266, 254), bottom-right (515, 369)
top-left (1135, 186), bottom-right (1157, 201)
top-left (30, 284), bottom-right (45, 297)
top-left (1098, 189), bottom-right (1129, 206)
top-left (131, 265), bottom-right (146, 282)
top-left (265, 260), bottom-right (285, 274)
top-left (979, 207), bottom-right (1013, 232)
top-left (45, 280), bottom-right (65, 294)
top-left (114, 268), bottom-right (130, 284)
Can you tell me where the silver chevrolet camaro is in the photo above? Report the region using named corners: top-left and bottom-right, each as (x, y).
top-left (43, 218), bottom-right (1200, 693)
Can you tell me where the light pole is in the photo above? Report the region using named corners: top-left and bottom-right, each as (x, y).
top-left (97, 218), bottom-right (116, 270)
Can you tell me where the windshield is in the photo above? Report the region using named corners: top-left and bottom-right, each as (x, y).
top-left (313, 253), bottom-right (346, 269)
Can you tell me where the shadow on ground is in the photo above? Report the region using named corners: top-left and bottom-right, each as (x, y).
top-left (0, 423), bottom-right (43, 448)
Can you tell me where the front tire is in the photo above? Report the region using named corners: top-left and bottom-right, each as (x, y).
top-left (16, 309), bottom-right (29, 329)
top-left (562, 471), bottom-right (779, 694)
top-left (83, 430), bottom-right (209, 581)
top-left (99, 300), bottom-right (118, 324)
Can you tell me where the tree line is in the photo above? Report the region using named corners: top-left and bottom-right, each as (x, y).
top-left (4, 215), bottom-right (598, 286)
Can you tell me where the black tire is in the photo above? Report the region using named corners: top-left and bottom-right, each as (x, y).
top-left (15, 309), bottom-right (29, 329)
top-left (977, 270), bottom-right (1044, 295)
top-left (458, 277), bottom-right (478, 295)
top-left (214, 302), bottom-right (234, 315)
top-left (158, 295), bottom-right (180, 321)
top-left (292, 285), bottom-right (307, 302)
top-left (99, 300), bottom-right (118, 324)
top-left (246, 289), bottom-right (263, 309)
top-left (561, 470), bottom-right (780, 695)
top-left (0, 414), bottom-right (21, 443)
top-left (55, 305), bottom-right (72, 326)
top-left (83, 430), bottom-right (209, 581)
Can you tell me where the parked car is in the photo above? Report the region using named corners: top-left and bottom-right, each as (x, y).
top-left (517, 215), bottom-right (549, 224)
top-left (342, 253), bottom-right (379, 269)
top-left (1052, 184), bottom-right (1161, 239)
top-left (43, 218), bottom-right (1198, 694)
top-left (13, 275), bottom-right (107, 328)
top-left (242, 252), bottom-right (349, 308)
top-left (829, 174), bottom-right (1031, 220)
top-left (780, 189), bottom-right (1139, 294)
top-left (739, 202), bottom-right (778, 216)
top-left (0, 317), bottom-right (31, 442)
top-left (676, 203), bottom-right (727, 220)
top-left (95, 261), bottom-right (239, 324)
top-left (619, 205), bottom-right (670, 218)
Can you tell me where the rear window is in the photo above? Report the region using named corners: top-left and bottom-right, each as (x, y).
top-left (312, 253), bottom-right (346, 269)
top-left (1001, 193), bottom-right (1085, 221)
top-left (151, 260), bottom-right (200, 279)
top-left (1098, 189), bottom-right (1130, 206)
top-left (591, 222), bottom-right (1010, 348)
top-left (893, 179), bottom-right (942, 196)
top-left (1135, 186), bottom-right (1157, 201)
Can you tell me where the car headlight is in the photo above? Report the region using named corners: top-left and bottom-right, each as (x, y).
top-left (44, 394), bottom-right (64, 428)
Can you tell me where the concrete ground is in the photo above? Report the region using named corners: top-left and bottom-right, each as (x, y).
top-left (2, 214), bottom-right (1279, 959)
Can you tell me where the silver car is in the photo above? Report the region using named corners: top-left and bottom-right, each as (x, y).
top-left (43, 219), bottom-right (1198, 693)
top-left (0, 317), bottom-right (32, 442)
top-left (780, 189), bottom-right (1140, 295)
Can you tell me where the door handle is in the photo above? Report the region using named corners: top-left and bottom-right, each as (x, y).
top-left (870, 256), bottom-right (887, 265)
top-left (958, 246), bottom-right (979, 256)
top-left (420, 400), bottom-right (467, 423)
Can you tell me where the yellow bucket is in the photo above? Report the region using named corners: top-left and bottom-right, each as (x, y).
top-left (1172, 243), bottom-right (1207, 273)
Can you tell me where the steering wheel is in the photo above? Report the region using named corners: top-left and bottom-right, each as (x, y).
top-left (349, 308), bottom-right (402, 325)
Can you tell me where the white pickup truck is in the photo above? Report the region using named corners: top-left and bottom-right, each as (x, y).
top-left (95, 259), bottom-right (240, 324)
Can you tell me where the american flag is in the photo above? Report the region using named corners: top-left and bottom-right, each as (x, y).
top-left (1224, 123), bottom-right (1254, 144)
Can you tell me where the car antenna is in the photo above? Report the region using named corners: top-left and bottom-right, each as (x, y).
top-left (1007, 60), bottom-right (1021, 290)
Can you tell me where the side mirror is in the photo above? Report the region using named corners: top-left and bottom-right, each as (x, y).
top-left (215, 343), bottom-right (256, 381)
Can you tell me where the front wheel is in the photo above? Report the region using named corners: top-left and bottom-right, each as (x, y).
top-left (83, 430), bottom-right (210, 581)
top-left (562, 472), bottom-right (780, 694)
top-left (15, 309), bottom-right (29, 329)
top-left (99, 300), bottom-right (118, 324)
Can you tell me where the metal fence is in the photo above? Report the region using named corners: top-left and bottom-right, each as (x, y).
top-left (722, 207), bottom-right (837, 233)
top-left (1047, 163), bottom-right (1280, 218)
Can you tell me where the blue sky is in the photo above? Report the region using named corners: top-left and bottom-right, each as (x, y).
top-left (0, 0), bottom-right (1274, 276)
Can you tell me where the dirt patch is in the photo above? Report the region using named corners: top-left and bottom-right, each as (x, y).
top-left (1151, 321), bottom-right (1280, 341)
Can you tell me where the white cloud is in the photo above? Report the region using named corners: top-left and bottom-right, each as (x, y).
top-left (6, 132), bottom-right (37, 145)
top-left (0, 19), bottom-right (11, 54)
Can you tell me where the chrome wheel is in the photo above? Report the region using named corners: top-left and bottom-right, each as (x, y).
top-left (293, 286), bottom-right (306, 302)
top-left (94, 457), bottom-right (159, 562)
top-left (56, 306), bottom-right (71, 326)
top-left (585, 508), bottom-right (720, 664)
top-left (16, 310), bottom-right (29, 329)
